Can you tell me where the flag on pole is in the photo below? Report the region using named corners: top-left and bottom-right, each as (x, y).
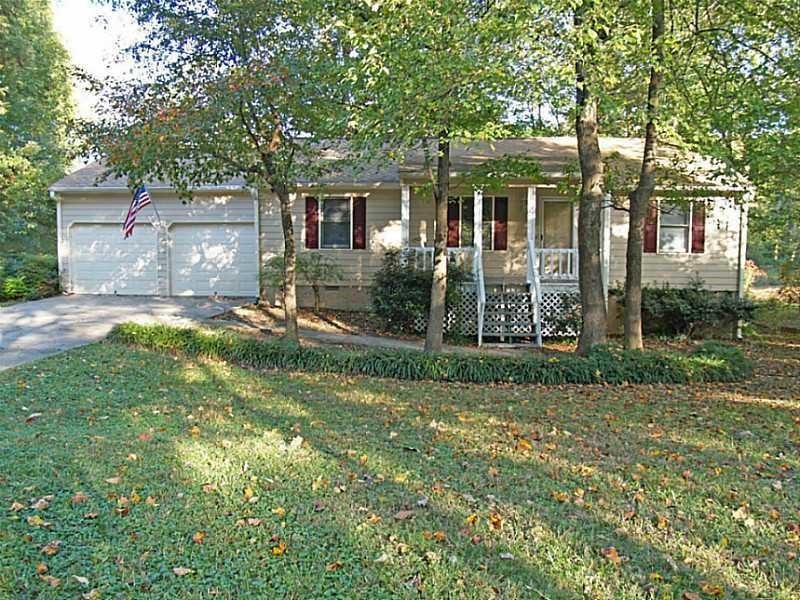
top-left (123, 186), bottom-right (152, 238)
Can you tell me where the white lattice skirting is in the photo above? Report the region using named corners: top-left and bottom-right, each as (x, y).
top-left (411, 284), bottom-right (580, 338)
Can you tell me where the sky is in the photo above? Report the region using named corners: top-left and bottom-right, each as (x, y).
top-left (51, 0), bottom-right (142, 120)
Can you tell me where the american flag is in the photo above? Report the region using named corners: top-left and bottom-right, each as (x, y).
top-left (123, 186), bottom-right (152, 238)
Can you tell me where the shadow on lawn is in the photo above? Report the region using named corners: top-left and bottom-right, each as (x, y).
top-left (178, 359), bottom-right (793, 599)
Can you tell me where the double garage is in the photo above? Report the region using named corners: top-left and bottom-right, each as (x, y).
top-left (56, 188), bottom-right (259, 297)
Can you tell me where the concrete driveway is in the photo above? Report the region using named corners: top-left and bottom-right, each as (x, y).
top-left (0, 295), bottom-right (250, 371)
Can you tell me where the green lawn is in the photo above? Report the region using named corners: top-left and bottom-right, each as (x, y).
top-left (1, 336), bottom-right (798, 599)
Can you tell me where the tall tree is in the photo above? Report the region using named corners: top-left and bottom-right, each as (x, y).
top-left (0, 0), bottom-right (73, 252)
top-left (624, 0), bottom-right (665, 350)
top-left (91, 0), bottom-right (351, 343)
top-left (573, 1), bottom-right (608, 354)
top-left (343, 0), bottom-right (522, 352)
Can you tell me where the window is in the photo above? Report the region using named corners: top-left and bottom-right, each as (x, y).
top-left (658, 202), bottom-right (690, 253)
top-left (447, 196), bottom-right (507, 250)
top-left (321, 197), bottom-right (351, 249)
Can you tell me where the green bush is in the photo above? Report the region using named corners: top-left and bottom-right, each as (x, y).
top-left (612, 277), bottom-right (755, 337)
top-left (371, 250), bottom-right (470, 333)
top-left (109, 323), bottom-right (752, 385)
top-left (262, 252), bottom-right (344, 311)
top-left (0, 253), bottom-right (58, 301)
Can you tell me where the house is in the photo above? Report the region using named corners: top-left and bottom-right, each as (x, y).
top-left (49, 137), bottom-right (749, 345)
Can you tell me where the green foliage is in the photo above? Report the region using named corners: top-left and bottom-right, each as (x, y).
top-left (0, 253), bottom-right (58, 301)
top-left (263, 252), bottom-right (344, 311)
top-left (0, 0), bottom-right (73, 251)
top-left (371, 250), bottom-right (469, 333)
top-left (110, 323), bottom-right (752, 385)
top-left (613, 278), bottom-right (756, 337)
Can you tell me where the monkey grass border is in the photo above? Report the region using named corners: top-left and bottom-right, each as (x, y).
top-left (108, 323), bottom-right (752, 385)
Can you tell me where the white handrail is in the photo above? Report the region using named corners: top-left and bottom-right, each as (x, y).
top-left (527, 238), bottom-right (543, 347)
top-left (474, 246), bottom-right (486, 346)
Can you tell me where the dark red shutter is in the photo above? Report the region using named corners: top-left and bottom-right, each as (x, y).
top-left (643, 202), bottom-right (658, 253)
top-left (447, 199), bottom-right (460, 247)
top-left (691, 202), bottom-right (705, 253)
top-left (352, 196), bottom-right (366, 250)
top-left (305, 197), bottom-right (319, 249)
top-left (493, 197), bottom-right (508, 251)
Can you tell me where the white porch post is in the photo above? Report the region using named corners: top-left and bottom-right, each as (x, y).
top-left (473, 189), bottom-right (483, 252)
top-left (526, 186), bottom-right (537, 274)
top-left (601, 198), bottom-right (612, 307)
top-left (401, 184), bottom-right (410, 248)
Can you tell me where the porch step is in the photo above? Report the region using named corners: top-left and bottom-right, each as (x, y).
top-left (480, 283), bottom-right (541, 344)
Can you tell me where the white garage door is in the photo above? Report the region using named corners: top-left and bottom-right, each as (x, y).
top-left (169, 223), bottom-right (257, 296)
top-left (70, 224), bottom-right (158, 295)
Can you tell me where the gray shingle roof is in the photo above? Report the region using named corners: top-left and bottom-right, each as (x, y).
top-left (50, 137), bottom-right (742, 192)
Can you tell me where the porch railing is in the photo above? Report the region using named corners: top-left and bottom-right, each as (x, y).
top-left (400, 246), bottom-right (476, 274)
top-left (537, 248), bottom-right (579, 280)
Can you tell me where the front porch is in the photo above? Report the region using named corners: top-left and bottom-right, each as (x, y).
top-left (397, 186), bottom-right (611, 346)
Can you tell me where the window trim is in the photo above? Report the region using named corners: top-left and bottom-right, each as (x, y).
top-left (656, 200), bottom-right (693, 255)
top-left (318, 195), bottom-right (353, 250)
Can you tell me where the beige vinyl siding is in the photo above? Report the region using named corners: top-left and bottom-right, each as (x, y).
top-left (608, 198), bottom-right (742, 292)
top-left (259, 187), bottom-right (402, 287)
top-left (59, 190), bottom-right (256, 295)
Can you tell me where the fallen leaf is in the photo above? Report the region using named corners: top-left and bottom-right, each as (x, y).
top-left (272, 506), bottom-right (286, 517)
top-left (465, 513), bottom-right (479, 526)
top-left (73, 575), bottom-right (89, 586)
top-left (516, 438), bottom-right (533, 452)
top-left (681, 593), bottom-right (702, 600)
top-left (488, 514), bottom-right (503, 530)
top-left (500, 552), bottom-right (515, 560)
top-left (83, 512), bottom-right (98, 520)
top-left (393, 510), bottom-right (415, 521)
top-left (35, 563), bottom-right (48, 574)
top-left (27, 515), bottom-right (48, 527)
top-left (313, 501), bottom-right (326, 512)
top-left (10, 501), bottom-right (25, 512)
top-left (82, 590), bottom-right (99, 600)
top-left (39, 575), bottom-right (60, 588)
top-left (173, 567), bottom-right (194, 576)
top-left (192, 531), bottom-right (206, 544)
top-left (272, 541), bottom-right (286, 556)
top-left (189, 425), bottom-right (201, 437)
top-left (72, 491), bottom-right (89, 504)
top-left (144, 496), bottom-right (158, 506)
top-left (40, 540), bottom-right (61, 556)
top-left (25, 412), bottom-right (43, 424)
top-left (551, 491), bottom-right (570, 503)
top-left (700, 582), bottom-right (724, 597)
top-left (30, 496), bottom-right (51, 511)
top-left (432, 530), bottom-right (446, 542)
top-left (105, 477), bottom-right (121, 485)
top-left (201, 483), bottom-right (216, 494)
top-left (138, 432), bottom-right (152, 442)
top-left (374, 552), bottom-right (390, 563)
top-left (325, 560), bottom-right (343, 572)
top-left (600, 546), bottom-right (622, 565)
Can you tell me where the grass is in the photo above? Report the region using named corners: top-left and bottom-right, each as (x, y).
top-left (0, 335), bottom-right (798, 598)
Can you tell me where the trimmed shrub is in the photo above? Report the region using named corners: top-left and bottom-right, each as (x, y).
top-left (612, 277), bottom-right (755, 337)
top-left (262, 252), bottom-right (344, 311)
top-left (371, 250), bottom-right (469, 333)
top-left (0, 253), bottom-right (58, 301)
top-left (109, 323), bottom-right (752, 385)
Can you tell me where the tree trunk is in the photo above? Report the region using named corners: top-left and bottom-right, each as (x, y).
top-left (575, 7), bottom-right (608, 355)
top-left (624, 0), bottom-right (665, 350)
top-left (276, 187), bottom-right (299, 344)
top-left (424, 135), bottom-right (451, 353)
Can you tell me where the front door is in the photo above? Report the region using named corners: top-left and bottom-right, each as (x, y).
top-left (540, 199), bottom-right (573, 248)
